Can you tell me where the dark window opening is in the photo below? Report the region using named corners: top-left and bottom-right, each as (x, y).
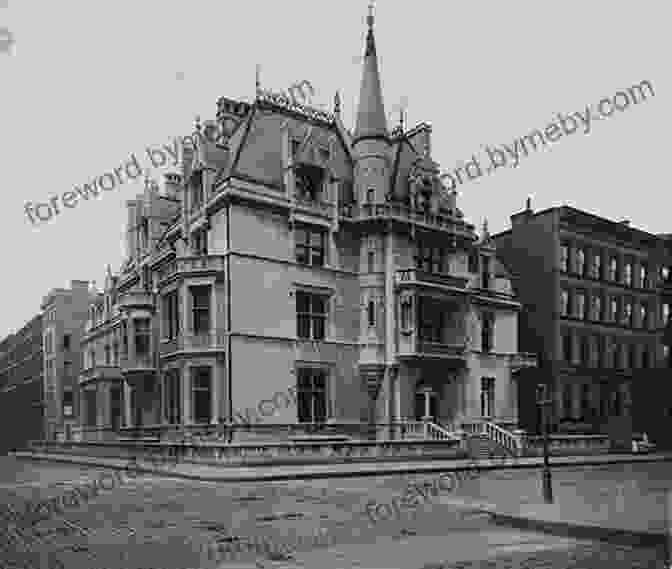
top-left (297, 368), bottom-right (327, 423)
top-left (295, 164), bottom-right (325, 201)
top-left (296, 291), bottom-right (327, 340)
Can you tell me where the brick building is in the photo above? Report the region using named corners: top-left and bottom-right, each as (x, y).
top-left (40, 280), bottom-right (97, 441)
top-left (78, 9), bottom-right (535, 443)
top-left (492, 201), bottom-right (672, 447)
top-left (0, 315), bottom-right (43, 452)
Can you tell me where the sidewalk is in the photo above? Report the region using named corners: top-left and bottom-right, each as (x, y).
top-left (11, 450), bottom-right (672, 483)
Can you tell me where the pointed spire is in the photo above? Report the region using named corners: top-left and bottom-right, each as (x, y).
top-left (334, 91), bottom-right (341, 116)
top-left (255, 64), bottom-right (261, 96)
top-left (353, 1), bottom-right (388, 144)
top-left (482, 218), bottom-right (490, 239)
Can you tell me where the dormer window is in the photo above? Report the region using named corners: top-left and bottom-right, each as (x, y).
top-left (295, 164), bottom-right (325, 202)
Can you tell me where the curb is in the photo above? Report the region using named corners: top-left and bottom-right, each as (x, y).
top-left (487, 510), bottom-right (670, 550)
top-left (10, 450), bottom-right (672, 483)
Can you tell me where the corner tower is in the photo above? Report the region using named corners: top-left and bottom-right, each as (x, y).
top-left (352, 5), bottom-right (391, 204)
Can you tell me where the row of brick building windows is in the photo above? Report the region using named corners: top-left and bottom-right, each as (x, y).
top-left (560, 288), bottom-right (660, 329)
top-left (561, 382), bottom-right (631, 420)
top-left (561, 331), bottom-right (655, 369)
top-left (560, 243), bottom-right (660, 289)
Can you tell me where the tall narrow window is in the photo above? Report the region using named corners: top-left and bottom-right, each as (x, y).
top-left (560, 244), bottom-right (569, 272)
top-left (640, 263), bottom-right (649, 288)
top-left (163, 291), bottom-right (180, 340)
top-left (590, 252), bottom-right (601, 279)
top-left (63, 335), bottom-right (71, 351)
top-left (419, 298), bottom-right (444, 343)
top-left (190, 286), bottom-right (211, 334)
top-left (134, 318), bottom-right (151, 356)
top-left (663, 303), bottom-right (670, 325)
top-left (480, 377), bottom-right (495, 417)
top-left (563, 385), bottom-right (573, 419)
top-left (575, 291), bottom-right (585, 319)
top-left (562, 333), bottom-right (572, 362)
top-left (481, 312), bottom-right (494, 353)
top-left (576, 248), bottom-right (585, 276)
top-left (104, 344), bottom-right (111, 365)
top-left (367, 300), bottom-right (376, 327)
top-left (589, 294), bottom-right (601, 321)
top-left (580, 336), bottom-right (590, 365)
top-left (624, 260), bottom-right (633, 286)
top-left (400, 296), bottom-right (413, 332)
top-left (630, 344), bottom-right (638, 369)
top-left (63, 390), bottom-right (74, 418)
top-left (295, 225), bottom-right (326, 267)
top-left (367, 250), bottom-right (375, 273)
top-left (609, 257), bottom-right (618, 281)
top-left (367, 188), bottom-right (375, 203)
top-left (639, 303), bottom-right (648, 329)
top-left (622, 299), bottom-right (632, 326)
top-left (191, 367), bottom-right (212, 424)
top-left (193, 229), bottom-right (208, 256)
top-left (85, 390), bottom-right (97, 427)
top-left (296, 291), bottom-right (327, 340)
top-left (297, 368), bottom-right (327, 423)
top-left (165, 370), bottom-right (181, 424)
top-left (481, 255), bottom-right (491, 289)
top-left (560, 290), bottom-right (569, 317)
top-left (609, 297), bottom-right (618, 323)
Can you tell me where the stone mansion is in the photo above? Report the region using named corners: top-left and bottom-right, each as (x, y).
top-left (76, 10), bottom-right (536, 443)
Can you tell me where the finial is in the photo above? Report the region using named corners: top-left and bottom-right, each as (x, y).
top-left (526, 196), bottom-right (532, 211)
top-left (367, 1), bottom-right (374, 28)
top-left (255, 64), bottom-right (261, 96)
top-left (195, 115), bottom-right (202, 132)
top-left (106, 264), bottom-right (112, 277)
top-left (482, 218), bottom-right (489, 238)
top-left (399, 108), bottom-right (404, 131)
top-left (334, 91), bottom-right (341, 115)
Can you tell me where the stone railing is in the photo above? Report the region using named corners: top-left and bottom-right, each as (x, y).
top-left (417, 340), bottom-right (467, 358)
top-left (523, 434), bottom-right (610, 456)
top-left (160, 329), bottom-right (227, 355)
top-left (339, 203), bottom-right (472, 234)
top-left (156, 256), bottom-right (226, 282)
top-left (461, 420), bottom-right (524, 456)
top-left (26, 434), bottom-right (465, 467)
top-left (395, 268), bottom-right (469, 290)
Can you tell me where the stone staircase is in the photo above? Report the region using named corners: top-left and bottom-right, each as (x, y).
top-left (466, 434), bottom-right (514, 460)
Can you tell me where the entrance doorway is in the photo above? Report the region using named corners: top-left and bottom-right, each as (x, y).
top-left (415, 387), bottom-right (438, 421)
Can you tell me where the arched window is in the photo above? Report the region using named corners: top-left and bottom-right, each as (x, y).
top-left (367, 300), bottom-right (375, 327)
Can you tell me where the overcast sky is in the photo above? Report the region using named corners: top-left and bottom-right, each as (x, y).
top-left (0, 0), bottom-right (668, 338)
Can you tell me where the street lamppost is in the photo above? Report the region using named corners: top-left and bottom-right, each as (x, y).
top-left (536, 383), bottom-right (553, 504)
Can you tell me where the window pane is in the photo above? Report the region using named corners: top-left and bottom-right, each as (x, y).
top-left (312, 316), bottom-right (325, 340)
top-left (311, 249), bottom-right (324, 267)
top-left (296, 292), bottom-right (309, 313)
top-left (297, 315), bottom-right (311, 339)
top-left (312, 296), bottom-right (326, 314)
